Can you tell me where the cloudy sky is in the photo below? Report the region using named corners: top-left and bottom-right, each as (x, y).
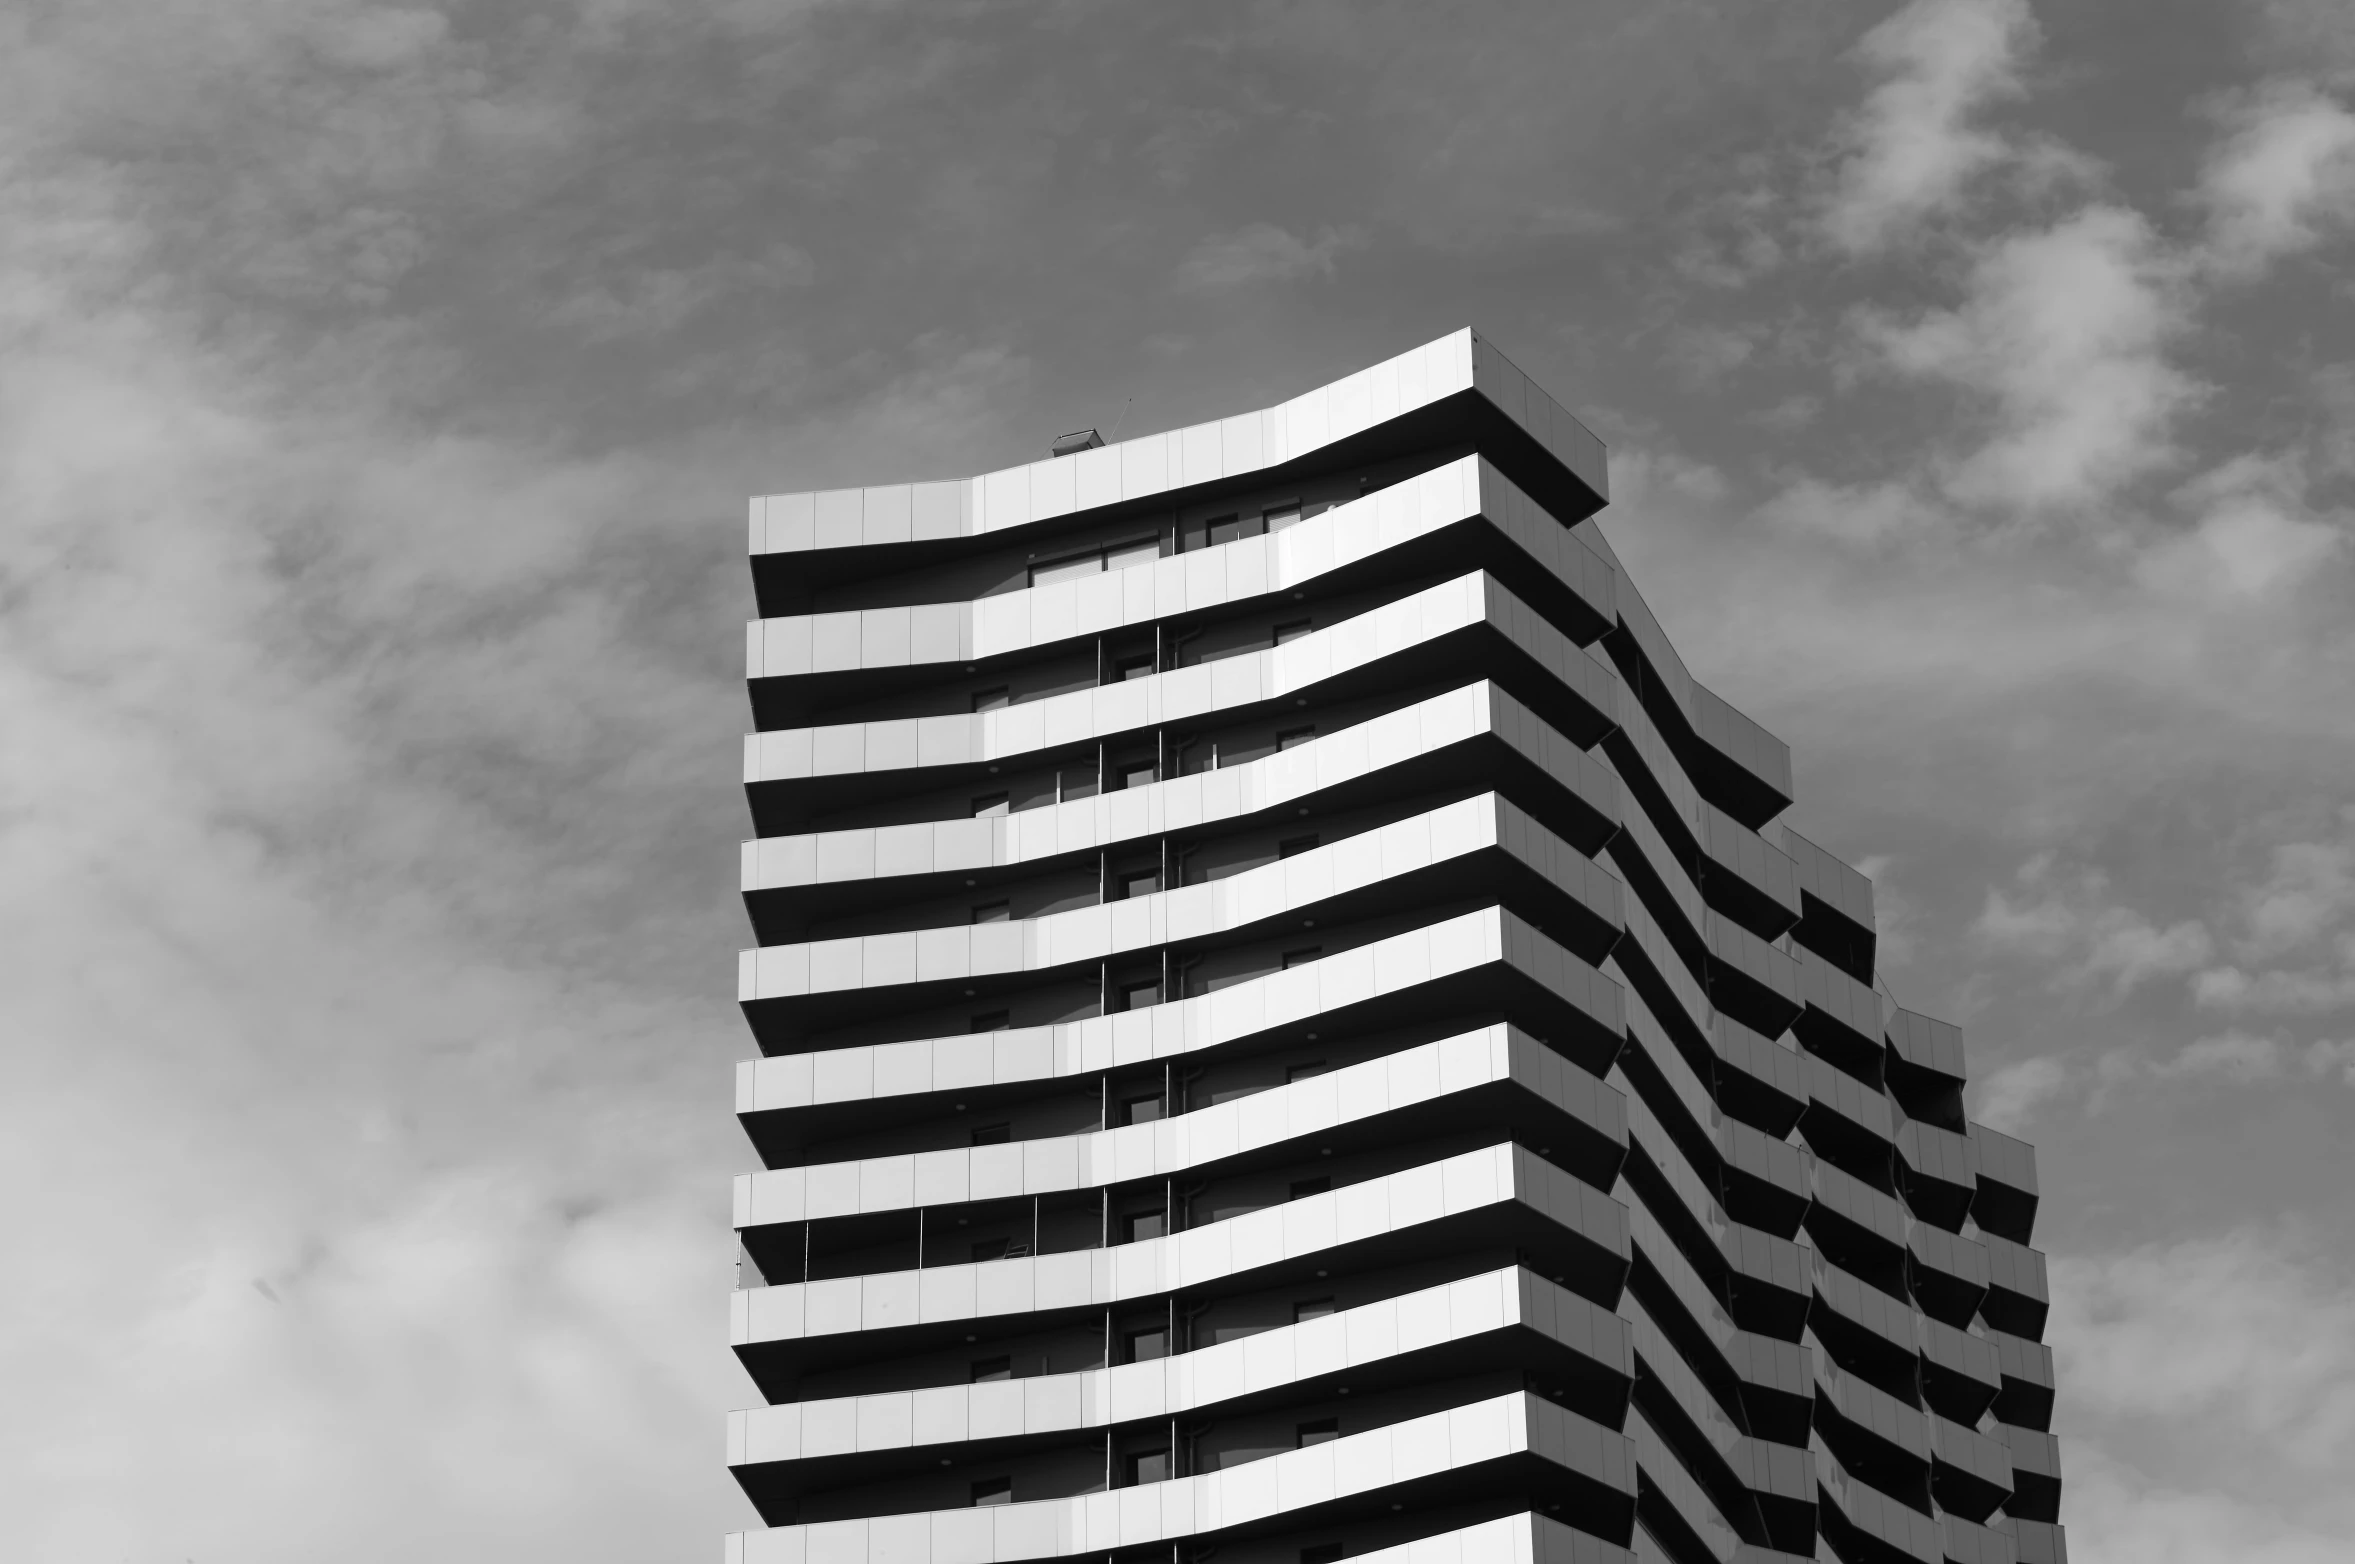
top-left (2, 0), bottom-right (2350, 1559)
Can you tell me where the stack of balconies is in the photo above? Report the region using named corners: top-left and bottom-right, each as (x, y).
top-left (726, 330), bottom-right (2065, 1564)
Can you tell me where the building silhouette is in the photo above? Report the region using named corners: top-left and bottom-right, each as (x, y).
top-left (726, 331), bottom-right (2064, 1564)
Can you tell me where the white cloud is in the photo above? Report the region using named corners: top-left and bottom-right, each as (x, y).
top-left (2063, 1443), bottom-right (2355, 1564)
top-left (1821, 0), bottom-right (2039, 252)
top-left (1861, 205), bottom-right (2197, 514)
top-left (1753, 475), bottom-right (1946, 547)
top-left (546, 244), bottom-right (816, 342)
top-left (1173, 223), bottom-right (1360, 289)
top-left (2200, 80), bottom-right (2355, 278)
top-left (2135, 454), bottom-right (2347, 600)
top-left (1975, 854), bottom-right (2214, 998)
top-left (2052, 1225), bottom-right (2355, 1471)
top-left (2193, 811), bottom-right (2355, 1016)
top-left (1972, 1053), bottom-right (2069, 1131)
top-left (2155, 1029), bottom-right (2289, 1080)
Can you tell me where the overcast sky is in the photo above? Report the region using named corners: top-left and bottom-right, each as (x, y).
top-left (2, 1), bottom-right (2350, 1559)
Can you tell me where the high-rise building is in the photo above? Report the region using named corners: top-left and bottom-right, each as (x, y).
top-left (726, 331), bottom-right (2064, 1564)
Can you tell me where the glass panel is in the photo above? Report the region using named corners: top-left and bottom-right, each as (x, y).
top-left (1117, 656), bottom-right (1156, 681)
top-left (968, 1010), bottom-right (1011, 1032)
top-left (1121, 870), bottom-right (1160, 899)
top-left (1030, 553), bottom-right (1102, 588)
top-left (972, 687), bottom-right (1010, 711)
top-left (972, 793), bottom-right (1010, 818)
top-left (1125, 1210), bottom-right (1165, 1242)
top-left (1289, 1177), bottom-right (1331, 1201)
top-left (1123, 1093), bottom-right (1164, 1124)
top-left (1273, 619), bottom-right (1313, 645)
top-left (1105, 538), bottom-right (1160, 571)
top-left (1120, 980), bottom-right (1161, 1010)
top-left (1127, 1448), bottom-right (1172, 1484)
top-left (1276, 727), bottom-right (1314, 751)
top-left (1126, 1327), bottom-right (1168, 1362)
top-left (971, 1478), bottom-right (1013, 1507)
top-left (970, 1356), bottom-right (1012, 1383)
top-left (1282, 947), bottom-right (1322, 969)
top-left (970, 1122), bottom-right (1011, 1146)
top-left (1296, 1420), bottom-right (1339, 1447)
top-left (1264, 503), bottom-right (1304, 532)
top-left (1279, 834), bottom-right (1319, 858)
top-left (972, 901), bottom-right (1011, 923)
top-left (1293, 1296), bottom-right (1336, 1322)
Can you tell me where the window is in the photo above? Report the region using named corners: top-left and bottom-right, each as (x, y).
top-left (970, 1356), bottom-right (1012, 1383)
top-left (969, 1010), bottom-right (1011, 1033)
top-left (1121, 1091), bottom-right (1164, 1125)
top-left (1118, 978), bottom-right (1161, 1011)
top-left (1125, 1326), bottom-right (1168, 1362)
top-left (1058, 764), bottom-right (1099, 801)
top-left (1276, 726), bottom-right (1315, 751)
top-left (971, 1477), bottom-right (1013, 1507)
top-left (1285, 1061), bottom-right (1329, 1084)
top-left (972, 793), bottom-right (1010, 818)
top-left (1030, 552), bottom-right (1102, 589)
top-left (971, 1235), bottom-right (1030, 1262)
top-left (1125, 1447), bottom-right (1172, 1485)
top-left (1114, 655), bottom-right (1155, 682)
top-left (1117, 867), bottom-right (1160, 900)
top-left (972, 687), bottom-right (1010, 712)
top-left (1278, 834), bottom-right (1319, 859)
top-left (1264, 502), bottom-right (1303, 532)
top-left (1124, 1209), bottom-right (1166, 1243)
top-left (1115, 759), bottom-right (1157, 790)
top-left (1205, 514), bottom-right (1245, 546)
top-left (970, 1122), bottom-right (1011, 1147)
top-left (1273, 619), bottom-right (1313, 645)
top-left (1296, 1419), bottom-right (1340, 1448)
top-left (1289, 1176), bottom-right (1331, 1201)
top-left (1301, 1545), bottom-right (1346, 1564)
top-left (972, 901), bottom-right (1011, 924)
top-left (1282, 947), bottom-right (1322, 970)
top-left (1294, 1297), bottom-right (1336, 1323)
top-left (1105, 538), bottom-right (1160, 571)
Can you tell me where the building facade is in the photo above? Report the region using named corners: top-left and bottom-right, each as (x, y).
top-left (726, 332), bottom-right (2064, 1564)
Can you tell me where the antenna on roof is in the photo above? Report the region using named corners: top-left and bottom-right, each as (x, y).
top-left (1105, 395), bottom-right (1135, 443)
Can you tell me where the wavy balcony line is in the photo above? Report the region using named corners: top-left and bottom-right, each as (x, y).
top-left (727, 1389), bottom-right (1636, 1564)
top-left (744, 572), bottom-right (1617, 785)
top-left (750, 454), bottom-right (1614, 682)
top-left (736, 1026), bottom-right (1624, 1228)
top-left (731, 1265), bottom-right (1627, 1466)
top-left (750, 331), bottom-right (1606, 556)
top-left (734, 1143), bottom-right (1628, 1350)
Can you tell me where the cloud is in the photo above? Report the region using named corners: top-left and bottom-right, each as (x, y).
top-left (1753, 475), bottom-right (1947, 547)
top-left (2199, 80), bottom-right (2355, 278)
top-left (1971, 1052), bottom-right (2069, 1131)
top-left (2061, 1443), bottom-right (2355, 1564)
top-left (1859, 205), bottom-right (2197, 514)
top-left (1173, 222), bottom-right (1361, 289)
top-left (2135, 454), bottom-right (2347, 601)
top-left (2052, 1225), bottom-right (2355, 1471)
top-left (2193, 810), bottom-right (2355, 1016)
top-left (1975, 854), bottom-right (2215, 999)
top-left (1820, 0), bottom-right (2039, 252)
top-left (545, 244), bottom-right (816, 343)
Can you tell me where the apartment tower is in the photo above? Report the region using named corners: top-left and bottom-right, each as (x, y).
top-left (727, 332), bottom-right (2064, 1564)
